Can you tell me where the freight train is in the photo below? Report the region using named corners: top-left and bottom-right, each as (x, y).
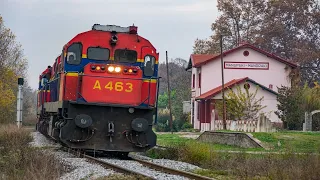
top-left (36, 24), bottom-right (159, 156)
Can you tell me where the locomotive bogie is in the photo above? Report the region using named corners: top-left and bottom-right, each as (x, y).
top-left (59, 102), bottom-right (156, 152)
top-left (37, 101), bottom-right (156, 153)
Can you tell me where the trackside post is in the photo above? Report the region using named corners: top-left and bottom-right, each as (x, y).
top-left (17, 77), bottom-right (24, 128)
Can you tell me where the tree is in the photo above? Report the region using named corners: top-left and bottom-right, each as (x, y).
top-left (193, 0), bottom-right (267, 54)
top-left (193, 0), bottom-right (320, 84)
top-left (275, 85), bottom-right (304, 130)
top-left (158, 58), bottom-right (191, 121)
top-left (157, 90), bottom-right (176, 109)
top-left (300, 82), bottom-right (320, 112)
top-left (0, 15), bottom-right (29, 123)
top-left (257, 0), bottom-right (320, 85)
top-left (216, 84), bottom-right (266, 120)
top-left (275, 82), bottom-right (320, 130)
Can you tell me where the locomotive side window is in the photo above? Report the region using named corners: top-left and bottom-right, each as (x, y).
top-left (59, 51), bottom-right (64, 72)
top-left (87, 47), bottom-right (110, 60)
top-left (67, 43), bottom-right (82, 65)
top-left (114, 49), bottom-right (137, 63)
top-left (144, 55), bottom-right (155, 76)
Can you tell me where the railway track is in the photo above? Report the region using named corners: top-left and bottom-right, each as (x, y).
top-left (63, 147), bottom-right (214, 180)
top-left (129, 156), bottom-right (214, 180)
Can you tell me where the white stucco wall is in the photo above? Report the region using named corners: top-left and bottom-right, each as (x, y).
top-left (191, 67), bottom-right (201, 129)
top-left (200, 47), bottom-right (292, 94)
top-left (213, 81), bottom-right (279, 122)
top-left (189, 47), bottom-right (293, 125)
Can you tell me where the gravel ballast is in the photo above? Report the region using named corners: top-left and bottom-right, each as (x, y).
top-left (129, 153), bottom-right (202, 172)
top-left (29, 131), bottom-right (61, 148)
top-left (30, 131), bottom-right (203, 180)
top-left (99, 158), bottom-right (190, 180)
top-left (30, 132), bottom-right (116, 180)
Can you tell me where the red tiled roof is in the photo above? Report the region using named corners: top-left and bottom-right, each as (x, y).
top-left (190, 54), bottom-right (219, 67)
top-left (196, 78), bottom-right (249, 100)
top-left (189, 43), bottom-right (297, 69)
top-left (195, 77), bottom-right (278, 100)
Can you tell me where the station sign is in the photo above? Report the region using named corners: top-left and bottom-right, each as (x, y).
top-left (224, 62), bottom-right (269, 70)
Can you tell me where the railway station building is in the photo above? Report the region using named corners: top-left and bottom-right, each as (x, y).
top-left (186, 43), bottom-right (297, 131)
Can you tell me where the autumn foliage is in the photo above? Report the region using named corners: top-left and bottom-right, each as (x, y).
top-left (0, 15), bottom-right (30, 124)
top-left (194, 0), bottom-right (320, 86)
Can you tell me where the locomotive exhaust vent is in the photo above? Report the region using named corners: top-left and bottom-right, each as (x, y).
top-left (110, 35), bottom-right (118, 46)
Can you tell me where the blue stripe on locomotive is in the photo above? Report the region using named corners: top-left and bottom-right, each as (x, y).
top-left (63, 58), bottom-right (158, 108)
top-left (63, 58), bottom-right (158, 78)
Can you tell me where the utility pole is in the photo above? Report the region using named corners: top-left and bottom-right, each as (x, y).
top-left (220, 35), bottom-right (227, 130)
top-left (17, 77), bottom-right (24, 128)
top-left (166, 51), bottom-right (173, 133)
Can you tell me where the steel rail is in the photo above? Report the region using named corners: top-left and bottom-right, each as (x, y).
top-left (130, 156), bottom-right (215, 180)
top-left (63, 147), bottom-right (214, 180)
top-left (62, 147), bottom-right (155, 180)
top-left (83, 154), bottom-right (155, 179)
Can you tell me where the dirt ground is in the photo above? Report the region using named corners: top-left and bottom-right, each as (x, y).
top-left (156, 131), bottom-right (202, 139)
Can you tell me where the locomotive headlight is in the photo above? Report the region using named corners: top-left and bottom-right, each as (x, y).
top-left (96, 66), bottom-right (101, 70)
top-left (115, 67), bottom-right (121, 72)
top-left (128, 69), bottom-right (133, 73)
top-left (108, 66), bottom-right (114, 72)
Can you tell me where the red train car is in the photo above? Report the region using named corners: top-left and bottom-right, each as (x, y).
top-left (36, 24), bottom-right (159, 156)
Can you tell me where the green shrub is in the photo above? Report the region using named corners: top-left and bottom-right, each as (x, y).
top-left (181, 122), bottom-right (193, 129)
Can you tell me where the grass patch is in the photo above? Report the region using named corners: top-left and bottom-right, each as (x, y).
top-left (0, 124), bottom-right (63, 179)
top-left (252, 131), bottom-right (320, 153)
top-left (156, 133), bottom-right (189, 146)
top-left (155, 133), bottom-right (262, 151)
top-left (156, 131), bottom-right (320, 153)
top-left (147, 143), bottom-right (320, 179)
top-left (150, 132), bottom-right (320, 179)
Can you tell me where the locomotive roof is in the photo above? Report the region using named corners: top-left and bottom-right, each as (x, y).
top-left (63, 24), bottom-right (157, 52)
top-left (91, 24), bottom-right (137, 34)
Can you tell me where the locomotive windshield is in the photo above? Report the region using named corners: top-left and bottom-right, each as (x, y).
top-left (87, 47), bottom-right (110, 60)
top-left (114, 49), bottom-right (137, 63)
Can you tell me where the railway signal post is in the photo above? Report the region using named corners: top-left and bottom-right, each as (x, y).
top-left (17, 77), bottom-right (24, 128)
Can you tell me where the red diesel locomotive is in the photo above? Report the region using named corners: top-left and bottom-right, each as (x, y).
top-left (37, 24), bottom-right (159, 156)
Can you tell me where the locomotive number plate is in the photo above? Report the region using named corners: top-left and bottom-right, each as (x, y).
top-left (92, 80), bottom-right (133, 92)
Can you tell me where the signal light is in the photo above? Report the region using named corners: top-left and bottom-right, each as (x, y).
top-left (128, 69), bottom-right (133, 73)
top-left (90, 64), bottom-right (106, 72)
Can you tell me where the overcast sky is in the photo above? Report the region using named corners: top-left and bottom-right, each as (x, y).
top-left (0, 0), bottom-right (219, 89)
